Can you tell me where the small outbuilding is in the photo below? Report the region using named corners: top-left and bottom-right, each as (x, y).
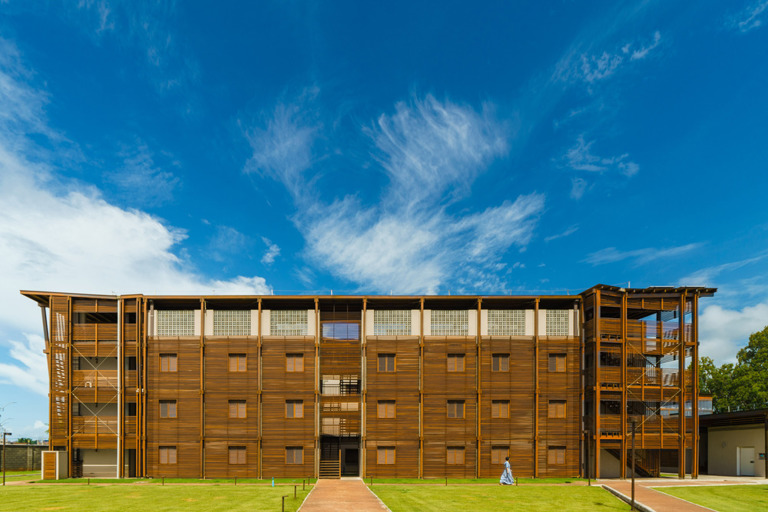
top-left (699, 408), bottom-right (768, 477)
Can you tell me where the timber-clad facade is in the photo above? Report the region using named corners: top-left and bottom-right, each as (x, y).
top-left (22, 285), bottom-right (714, 479)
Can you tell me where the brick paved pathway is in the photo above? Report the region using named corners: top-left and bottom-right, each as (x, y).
top-left (603, 480), bottom-right (719, 511)
top-left (299, 478), bottom-right (389, 512)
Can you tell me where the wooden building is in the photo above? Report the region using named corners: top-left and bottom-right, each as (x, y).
top-left (21, 285), bottom-right (714, 479)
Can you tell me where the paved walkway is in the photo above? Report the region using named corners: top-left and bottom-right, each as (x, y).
top-left (601, 477), bottom-right (767, 512)
top-left (299, 478), bottom-right (389, 512)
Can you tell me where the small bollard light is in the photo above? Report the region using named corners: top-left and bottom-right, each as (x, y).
top-left (87, 478), bottom-right (90, 486)
top-left (445, 477), bottom-right (448, 486)
top-left (370, 476), bottom-right (373, 486)
top-left (282, 495), bottom-right (288, 512)
top-left (234, 477), bottom-right (237, 486)
top-left (162, 477), bottom-right (165, 486)
top-left (302, 479), bottom-right (305, 490)
top-left (294, 484), bottom-right (297, 498)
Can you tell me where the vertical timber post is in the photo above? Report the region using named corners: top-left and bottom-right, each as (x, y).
top-left (678, 292), bottom-right (686, 479)
top-left (534, 298), bottom-right (539, 478)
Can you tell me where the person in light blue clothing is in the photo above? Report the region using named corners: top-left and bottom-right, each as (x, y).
top-left (500, 456), bottom-right (514, 485)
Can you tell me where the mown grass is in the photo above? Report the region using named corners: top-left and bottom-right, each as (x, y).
top-left (657, 484), bottom-right (768, 512)
top-left (370, 484), bottom-right (630, 511)
top-left (367, 477), bottom-right (586, 485)
top-left (2, 470), bottom-right (39, 483)
top-left (0, 484), bottom-right (312, 511)
top-left (36, 477), bottom-right (313, 485)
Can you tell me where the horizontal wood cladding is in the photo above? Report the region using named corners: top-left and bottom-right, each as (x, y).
top-left (479, 336), bottom-right (535, 477)
top-left (146, 336), bottom-right (202, 477)
top-left (537, 336), bottom-right (581, 477)
top-left (204, 440), bottom-right (259, 478)
top-left (262, 336), bottom-right (316, 392)
top-left (203, 337), bottom-right (259, 440)
top-left (365, 440), bottom-right (419, 478)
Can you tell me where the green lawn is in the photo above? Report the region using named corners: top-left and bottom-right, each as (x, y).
top-left (657, 484), bottom-right (768, 512)
top-left (43, 477), bottom-right (312, 485)
top-left (370, 484), bottom-right (630, 511)
top-left (0, 484), bottom-right (312, 511)
top-left (368, 477), bottom-right (586, 485)
top-left (2, 471), bottom-right (39, 483)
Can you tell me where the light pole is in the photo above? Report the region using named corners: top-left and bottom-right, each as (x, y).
top-left (2, 431), bottom-right (12, 486)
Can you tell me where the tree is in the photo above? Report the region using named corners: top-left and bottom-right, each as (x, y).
top-left (699, 326), bottom-right (768, 413)
top-left (16, 437), bottom-right (35, 444)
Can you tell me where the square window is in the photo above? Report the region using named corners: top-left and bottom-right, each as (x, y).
top-left (159, 400), bottom-right (177, 418)
top-left (447, 400), bottom-right (465, 419)
top-left (286, 400), bottom-right (304, 419)
top-left (491, 400), bottom-right (509, 418)
top-left (447, 354), bottom-right (465, 372)
top-left (492, 354), bottom-right (509, 372)
top-left (491, 446), bottom-right (509, 465)
top-left (286, 353), bottom-right (304, 372)
top-left (377, 400), bottom-right (395, 418)
top-left (547, 446), bottom-right (566, 465)
top-left (378, 354), bottom-right (395, 372)
top-left (546, 310), bottom-right (569, 336)
top-left (377, 447), bottom-right (395, 464)
top-left (229, 400), bottom-right (246, 419)
top-left (228, 353), bottom-right (247, 372)
top-left (548, 400), bottom-right (566, 419)
top-left (228, 446), bottom-right (246, 465)
top-left (160, 354), bottom-right (177, 372)
top-left (548, 354), bottom-right (566, 373)
top-left (446, 447), bottom-right (465, 465)
top-left (159, 446), bottom-right (177, 464)
top-left (286, 447), bottom-right (303, 464)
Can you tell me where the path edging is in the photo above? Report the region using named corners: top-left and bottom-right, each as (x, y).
top-left (601, 484), bottom-right (656, 512)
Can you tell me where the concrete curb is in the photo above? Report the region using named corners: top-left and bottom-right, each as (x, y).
top-left (601, 484), bottom-right (656, 512)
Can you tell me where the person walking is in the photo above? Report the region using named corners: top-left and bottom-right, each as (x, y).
top-left (500, 456), bottom-right (514, 485)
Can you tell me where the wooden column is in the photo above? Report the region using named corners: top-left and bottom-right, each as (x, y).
top-left (692, 293), bottom-right (699, 479)
top-left (620, 292), bottom-right (627, 479)
top-left (361, 298), bottom-right (367, 478)
top-left (578, 299), bottom-right (585, 478)
top-left (200, 298), bottom-right (206, 478)
top-left (257, 298), bottom-right (262, 480)
top-left (678, 293), bottom-right (686, 479)
top-left (314, 298), bottom-right (320, 479)
top-left (67, 296), bottom-right (73, 474)
top-left (594, 289), bottom-right (601, 479)
top-left (419, 297), bottom-right (424, 479)
top-left (476, 298), bottom-right (482, 479)
top-left (534, 298), bottom-right (539, 478)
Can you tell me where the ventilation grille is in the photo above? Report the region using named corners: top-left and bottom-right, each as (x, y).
top-left (270, 310), bottom-right (308, 336)
top-left (373, 310), bottom-right (411, 335)
top-left (431, 310), bottom-right (469, 336)
top-left (546, 310), bottom-right (569, 336)
top-left (213, 310), bottom-right (251, 336)
top-left (157, 310), bottom-right (194, 336)
top-left (488, 310), bottom-right (526, 335)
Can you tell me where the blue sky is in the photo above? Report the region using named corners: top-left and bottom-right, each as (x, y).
top-left (1, 1), bottom-right (768, 439)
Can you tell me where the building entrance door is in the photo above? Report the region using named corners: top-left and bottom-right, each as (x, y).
top-left (739, 447), bottom-right (755, 476)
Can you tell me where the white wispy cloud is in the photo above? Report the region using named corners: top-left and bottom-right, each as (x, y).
top-left (0, 40), bottom-right (271, 397)
top-left (370, 95), bottom-right (508, 208)
top-left (677, 253), bottom-right (768, 287)
top-left (261, 237), bottom-right (280, 265)
top-left (545, 225), bottom-right (579, 242)
top-left (244, 92), bottom-right (543, 293)
top-left (629, 31), bottom-right (661, 61)
top-left (583, 243), bottom-right (702, 266)
top-left (727, 1), bottom-right (768, 33)
top-left (570, 177), bottom-right (588, 199)
top-left (563, 135), bottom-right (639, 176)
top-left (242, 87), bottom-right (321, 201)
top-left (556, 30), bottom-right (663, 85)
top-left (107, 142), bottom-right (181, 207)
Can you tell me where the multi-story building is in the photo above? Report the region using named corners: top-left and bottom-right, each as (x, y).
top-left (21, 284), bottom-right (714, 480)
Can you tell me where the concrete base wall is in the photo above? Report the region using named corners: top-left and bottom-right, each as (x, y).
top-left (0, 444), bottom-right (45, 471)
